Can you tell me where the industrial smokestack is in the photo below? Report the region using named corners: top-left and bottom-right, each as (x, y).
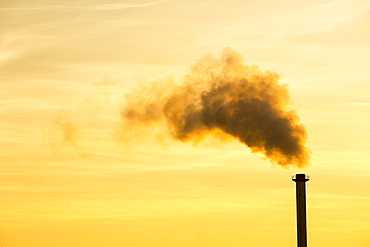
top-left (292, 174), bottom-right (309, 247)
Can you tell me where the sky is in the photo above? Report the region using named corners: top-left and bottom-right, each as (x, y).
top-left (1, 0), bottom-right (370, 246)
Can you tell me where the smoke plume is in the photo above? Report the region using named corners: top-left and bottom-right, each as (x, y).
top-left (122, 48), bottom-right (310, 167)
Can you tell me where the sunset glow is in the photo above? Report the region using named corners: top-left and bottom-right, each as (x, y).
top-left (1, 1), bottom-right (370, 246)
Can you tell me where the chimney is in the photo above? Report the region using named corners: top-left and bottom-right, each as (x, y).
top-left (292, 174), bottom-right (309, 247)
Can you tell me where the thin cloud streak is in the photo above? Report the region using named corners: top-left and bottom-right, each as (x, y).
top-left (87, 2), bottom-right (161, 11)
top-left (339, 102), bottom-right (370, 107)
top-left (0, 1), bottom-right (161, 11)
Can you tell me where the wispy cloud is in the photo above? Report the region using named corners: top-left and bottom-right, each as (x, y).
top-left (0, 1), bottom-right (161, 11)
top-left (339, 102), bottom-right (370, 107)
top-left (0, 51), bottom-right (16, 64)
top-left (88, 1), bottom-right (161, 11)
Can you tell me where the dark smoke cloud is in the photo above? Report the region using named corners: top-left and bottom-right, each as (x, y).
top-left (122, 48), bottom-right (310, 167)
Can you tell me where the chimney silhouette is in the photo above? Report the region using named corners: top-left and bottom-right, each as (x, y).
top-left (292, 174), bottom-right (309, 247)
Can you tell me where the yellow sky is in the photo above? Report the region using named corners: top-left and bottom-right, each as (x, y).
top-left (1, 0), bottom-right (370, 246)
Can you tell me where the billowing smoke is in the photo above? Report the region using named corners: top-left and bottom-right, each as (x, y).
top-left (122, 48), bottom-right (310, 167)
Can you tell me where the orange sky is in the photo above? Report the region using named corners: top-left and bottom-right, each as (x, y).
top-left (1, 0), bottom-right (370, 246)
